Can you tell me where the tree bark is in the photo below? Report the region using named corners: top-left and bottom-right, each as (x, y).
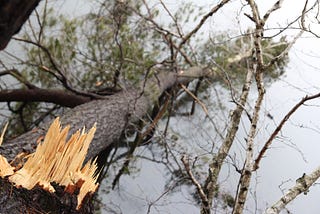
top-left (0, 67), bottom-right (210, 213)
top-left (0, 88), bottom-right (91, 107)
top-left (0, 0), bottom-right (41, 50)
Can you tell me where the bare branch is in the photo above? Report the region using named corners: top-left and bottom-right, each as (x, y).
top-left (233, 71), bottom-right (265, 214)
top-left (0, 88), bottom-right (91, 108)
top-left (262, 0), bottom-right (284, 24)
top-left (265, 0), bottom-right (311, 69)
top-left (265, 168), bottom-right (320, 214)
top-left (180, 84), bottom-right (209, 115)
top-left (246, 0), bottom-right (264, 69)
top-left (202, 61), bottom-right (254, 214)
top-left (233, 17), bottom-right (266, 214)
top-left (253, 0), bottom-right (317, 171)
top-left (254, 92), bottom-right (320, 170)
top-left (181, 155), bottom-right (209, 209)
top-left (0, 69), bottom-right (36, 89)
top-left (159, 0), bottom-right (183, 37)
top-left (12, 37), bottom-right (104, 99)
top-left (130, 4), bottom-right (179, 38)
top-left (264, 32), bottom-right (302, 70)
top-left (178, 0), bottom-right (232, 49)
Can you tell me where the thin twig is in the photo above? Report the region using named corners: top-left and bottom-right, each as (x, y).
top-left (159, 0), bottom-right (183, 37)
top-left (13, 37), bottom-right (104, 99)
top-left (0, 69), bottom-right (36, 89)
top-left (180, 84), bottom-right (209, 116)
top-left (254, 92), bottom-right (320, 170)
top-left (178, 0), bottom-right (232, 49)
top-left (181, 155), bottom-right (209, 209)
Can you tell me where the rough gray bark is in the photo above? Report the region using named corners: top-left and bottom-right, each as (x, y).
top-left (0, 0), bottom-right (41, 50)
top-left (1, 67), bottom-right (209, 162)
top-left (0, 88), bottom-right (151, 162)
top-left (0, 67), bottom-right (210, 213)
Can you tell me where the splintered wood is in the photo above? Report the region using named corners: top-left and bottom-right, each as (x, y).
top-left (0, 117), bottom-right (99, 210)
top-left (0, 122), bottom-right (14, 177)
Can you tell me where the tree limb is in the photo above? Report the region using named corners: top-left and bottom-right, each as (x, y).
top-left (254, 92), bottom-right (320, 170)
top-left (13, 37), bottom-right (105, 99)
top-left (181, 155), bottom-right (209, 209)
top-left (0, 88), bottom-right (91, 108)
top-left (202, 62), bottom-right (254, 214)
top-left (232, 1), bottom-right (267, 213)
top-left (0, 0), bottom-right (41, 50)
top-left (178, 0), bottom-right (232, 49)
top-left (265, 168), bottom-right (320, 214)
top-left (0, 69), bottom-right (36, 89)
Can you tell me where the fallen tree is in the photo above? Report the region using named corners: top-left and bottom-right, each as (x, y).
top-left (0, 66), bottom-right (211, 213)
top-left (0, 2), bottom-right (213, 212)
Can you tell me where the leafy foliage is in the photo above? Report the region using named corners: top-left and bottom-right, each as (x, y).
top-left (21, 2), bottom-right (159, 91)
top-left (199, 33), bottom-right (289, 85)
top-left (7, 1), bottom-right (163, 136)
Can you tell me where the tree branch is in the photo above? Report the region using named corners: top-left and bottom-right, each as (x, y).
top-left (181, 155), bottom-right (209, 209)
top-left (265, 168), bottom-right (320, 214)
top-left (254, 92), bottom-right (320, 170)
top-left (0, 0), bottom-right (41, 50)
top-left (232, 1), bottom-right (267, 213)
top-left (262, 0), bottom-right (284, 24)
top-left (13, 37), bottom-right (104, 99)
top-left (202, 62), bottom-right (254, 214)
top-left (1, 67), bottom-right (209, 165)
top-left (264, 0), bottom-right (310, 70)
top-left (0, 88), bottom-right (91, 108)
top-left (254, 0), bottom-right (316, 170)
top-left (0, 69), bottom-right (36, 89)
top-left (178, 0), bottom-right (232, 49)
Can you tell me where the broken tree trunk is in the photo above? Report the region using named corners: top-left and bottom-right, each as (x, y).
top-left (0, 67), bottom-right (211, 213)
top-left (0, 118), bottom-right (99, 213)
